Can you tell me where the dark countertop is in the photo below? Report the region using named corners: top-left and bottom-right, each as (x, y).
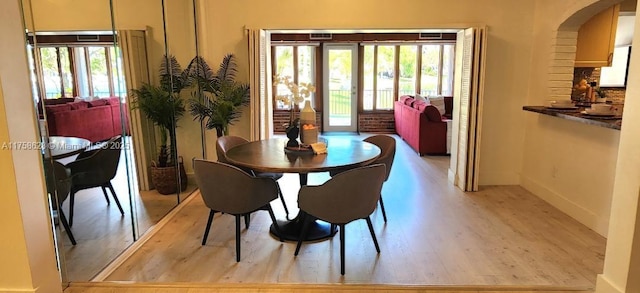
top-left (523, 106), bottom-right (622, 130)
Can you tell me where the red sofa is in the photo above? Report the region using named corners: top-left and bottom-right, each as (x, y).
top-left (394, 95), bottom-right (452, 155)
top-left (42, 97), bottom-right (130, 143)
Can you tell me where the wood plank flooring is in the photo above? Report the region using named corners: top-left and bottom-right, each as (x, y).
top-left (65, 282), bottom-right (593, 293)
top-left (98, 135), bottom-right (605, 289)
top-left (55, 147), bottom-right (197, 281)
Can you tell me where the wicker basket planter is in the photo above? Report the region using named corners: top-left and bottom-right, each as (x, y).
top-left (151, 158), bottom-right (188, 195)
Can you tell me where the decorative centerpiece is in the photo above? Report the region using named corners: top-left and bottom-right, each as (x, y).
top-left (274, 74), bottom-right (316, 148)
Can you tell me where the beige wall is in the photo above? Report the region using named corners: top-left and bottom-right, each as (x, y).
top-left (197, 0), bottom-right (536, 182)
top-left (596, 7), bottom-right (640, 293)
top-left (0, 1), bottom-right (62, 292)
top-left (521, 0), bottom-right (624, 237)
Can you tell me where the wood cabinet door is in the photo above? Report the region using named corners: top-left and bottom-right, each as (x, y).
top-left (575, 4), bottom-right (620, 67)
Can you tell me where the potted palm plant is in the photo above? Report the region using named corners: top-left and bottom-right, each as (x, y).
top-left (188, 54), bottom-right (250, 137)
top-left (130, 56), bottom-right (187, 194)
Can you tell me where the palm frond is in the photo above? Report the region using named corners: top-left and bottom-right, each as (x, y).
top-left (159, 55), bottom-right (185, 93)
top-left (216, 54), bottom-right (237, 83)
top-left (184, 56), bottom-right (215, 90)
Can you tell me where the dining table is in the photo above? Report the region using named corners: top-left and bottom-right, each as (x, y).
top-left (45, 136), bottom-right (92, 159)
top-left (225, 137), bottom-right (381, 241)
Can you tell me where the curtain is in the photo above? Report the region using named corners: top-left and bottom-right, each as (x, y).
top-left (117, 29), bottom-right (154, 190)
top-left (247, 28), bottom-right (273, 141)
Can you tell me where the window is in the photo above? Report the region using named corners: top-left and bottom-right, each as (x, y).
top-left (31, 44), bottom-right (125, 100)
top-left (272, 45), bottom-right (316, 110)
top-left (363, 43), bottom-right (455, 111)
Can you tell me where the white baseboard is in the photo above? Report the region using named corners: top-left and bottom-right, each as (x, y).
top-left (596, 274), bottom-right (624, 293)
top-left (520, 175), bottom-right (608, 237)
top-left (448, 168), bottom-right (456, 185)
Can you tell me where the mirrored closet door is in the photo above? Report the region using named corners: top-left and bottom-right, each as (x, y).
top-left (20, 0), bottom-right (202, 284)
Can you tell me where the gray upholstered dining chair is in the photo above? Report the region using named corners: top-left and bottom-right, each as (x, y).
top-left (329, 135), bottom-right (396, 222)
top-left (362, 135), bottom-right (396, 222)
top-left (216, 136), bottom-right (290, 219)
top-left (44, 160), bottom-right (77, 245)
top-left (194, 159), bottom-right (283, 262)
top-left (65, 135), bottom-right (124, 226)
top-left (294, 163), bottom-right (386, 275)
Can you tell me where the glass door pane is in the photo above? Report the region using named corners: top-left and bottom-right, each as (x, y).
top-left (323, 44), bottom-right (357, 131)
top-left (420, 45), bottom-right (441, 96)
top-left (399, 45), bottom-right (417, 98)
top-left (39, 47), bottom-right (62, 98)
top-left (376, 45), bottom-right (395, 110)
top-left (87, 47), bottom-right (110, 97)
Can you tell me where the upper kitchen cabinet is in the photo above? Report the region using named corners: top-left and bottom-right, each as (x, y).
top-left (575, 4), bottom-right (620, 67)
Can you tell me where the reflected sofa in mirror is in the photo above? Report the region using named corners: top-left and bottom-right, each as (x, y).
top-left (21, 0), bottom-right (201, 282)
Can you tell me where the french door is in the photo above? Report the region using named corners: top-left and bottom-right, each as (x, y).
top-left (323, 44), bottom-right (358, 132)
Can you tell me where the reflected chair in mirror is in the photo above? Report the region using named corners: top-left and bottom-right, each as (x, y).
top-left (65, 135), bottom-right (124, 226)
top-left (193, 160), bottom-right (284, 262)
top-left (294, 164), bottom-right (386, 275)
top-left (215, 136), bottom-right (290, 219)
top-left (329, 135), bottom-right (396, 222)
top-left (44, 160), bottom-right (77, 245)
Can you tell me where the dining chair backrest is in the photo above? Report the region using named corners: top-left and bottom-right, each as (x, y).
top-left (298, 164), bottom-right (386, 224)
top-left (215, 136), bottom-right (249, 164)
top-left (74, 135), bottom-right (122, 181)
top-left (364, 135), bottom-right (396, 181)
top-left (44, 160), bottom-right (72, 208)
top-left (193, 159), bottom-right (278, 215)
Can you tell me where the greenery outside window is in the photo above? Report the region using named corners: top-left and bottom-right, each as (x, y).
top-left (272, 45), bottom-right (315, 110)
top-left (363, 43), bottom-right (455, 111)
top-left (33, 44), bottom-right (124, 100)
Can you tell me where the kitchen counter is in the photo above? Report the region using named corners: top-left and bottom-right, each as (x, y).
top-left (523, 106), bottom-right (621, 130)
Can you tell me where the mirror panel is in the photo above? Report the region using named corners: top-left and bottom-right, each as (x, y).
top-left (20, 0), bottom-right (202, 283)
top-left (21, 0), bottom-right (135, 282)
top-left (161, 0), bottom-right (202, 203)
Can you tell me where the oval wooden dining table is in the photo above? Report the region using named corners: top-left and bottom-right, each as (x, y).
top-left (225, 137), bottom-right (381, 241)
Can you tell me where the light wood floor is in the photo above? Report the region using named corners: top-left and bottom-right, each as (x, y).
top-left (65, 282), bottom-right (593, 293)
top-left (98, 135), bottom-right (605, 289)
top-left (55, 147), bottom-right (197, 281)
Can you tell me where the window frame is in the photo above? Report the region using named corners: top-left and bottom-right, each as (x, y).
top-left (271, 44), bottom-right (318, 111)
top-left (361, 42), bottom-right (455, 111)
top-left (33, 43), bottom-right (121, 99)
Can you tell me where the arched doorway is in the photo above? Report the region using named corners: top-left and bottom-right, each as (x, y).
top-left (546, 1), bottom-right (640, 292)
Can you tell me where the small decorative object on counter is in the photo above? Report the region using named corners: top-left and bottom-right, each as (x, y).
top-left (285, 118), bottom-right (300, 147)
top-left (589, 81), bottom-right (598, 102)
top-left (300, 100), bottom-right (318, 144)
top-left (595, 87), bottom-right (607, 103)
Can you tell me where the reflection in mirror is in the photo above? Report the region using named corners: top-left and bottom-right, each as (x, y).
top-left (160, 0), bottom-right (202, 203)
top-left (20, 0), bottom-right (201, 283)
top-left (21, 0), bottom-right (138, 282)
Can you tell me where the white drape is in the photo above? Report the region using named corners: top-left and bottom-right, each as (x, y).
top-left (247, 28), bottom-right (273, 141)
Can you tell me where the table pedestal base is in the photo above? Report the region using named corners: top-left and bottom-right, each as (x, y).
top-left (270, 213), bottom-right (337, 242)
